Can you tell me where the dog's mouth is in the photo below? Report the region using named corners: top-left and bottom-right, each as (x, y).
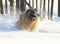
top-left (29, 15), bottom-right (37, 20)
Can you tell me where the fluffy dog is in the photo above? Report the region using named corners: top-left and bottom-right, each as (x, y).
top-left (16, 9), bottom-right (40, 32)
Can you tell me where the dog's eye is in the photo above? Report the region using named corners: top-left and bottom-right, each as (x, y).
top-left (26, 9), bottom-right (31, 13)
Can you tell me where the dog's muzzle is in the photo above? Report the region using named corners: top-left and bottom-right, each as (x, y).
top-left (29, 14), bottom-right (36, 20)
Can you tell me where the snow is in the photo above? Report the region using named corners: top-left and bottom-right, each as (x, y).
top-left (0, 14), bottom-right (23, 32)
top-left (39, 20), bottom-right (60, 33)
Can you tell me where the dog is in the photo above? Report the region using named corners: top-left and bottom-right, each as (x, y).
top-left (16, 9), bottom-right (40, 32)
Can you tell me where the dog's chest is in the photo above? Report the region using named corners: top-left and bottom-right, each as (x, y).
top-left (21, 19), bottom-right (37, 31)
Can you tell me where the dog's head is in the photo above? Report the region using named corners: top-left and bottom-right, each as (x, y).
top-left (26, 9), bottom-right (39, 21)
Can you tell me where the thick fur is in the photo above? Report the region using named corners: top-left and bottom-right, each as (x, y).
top-left (16, 9), bottom-right (39, 32)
